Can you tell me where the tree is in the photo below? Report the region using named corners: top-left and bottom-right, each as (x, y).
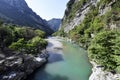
top-left (9, 36), bottom-right (47, 54)
top-left (35, 29), bottom-right (45, 38)
top-left (88, 31), bottom-right (120, 71)
top-left (9, 38), bottom-right (26, 52)
top-left (0, 26), bottom-right (13, 51)
top-left (0, 19), bottom-right (3, 26)
top-left (28, 36), bottom-right (47, 54)
top-left (14, 27), bottom-right (35, 40)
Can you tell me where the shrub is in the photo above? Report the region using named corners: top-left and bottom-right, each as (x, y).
top-left (88, 30), bottom-right (120, 72)
top-left (26, 36), bottom-right (47, 54)
top-left (9, 38), bottom-right (26, 52)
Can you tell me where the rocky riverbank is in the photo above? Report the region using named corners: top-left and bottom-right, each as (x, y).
top-left (89, 61), bottom-right (120, 80)
top-left (0, 50), bottom-right (48, 80)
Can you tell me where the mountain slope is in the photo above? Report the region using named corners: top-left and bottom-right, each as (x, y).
top-left (0, 0), bottom-right (53, 34)
top-left (57, 0), bottom-right (120, 79)
top-left (48, 18), bottom-right (61, 31)
top-left (59, 0), bottom-right (120, 44)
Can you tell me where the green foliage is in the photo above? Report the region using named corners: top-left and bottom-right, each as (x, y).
top-left (10, 27), bottom-right (46, 41)
top-left (25, 37), bottom-right (47, 54)
top-left (63, 0), bottom-right (120, 48)
top-left (64, 0), bottom-right (91, 22)
top-left (52, 29), bottom-right (66, 37)
top-left (102, 10), bottom-right (120, 26)
top-left (35, 29), bottom-right (45, 38)
top-left (0, 26), bottom-right (14, 50)
top-left (0, 19), bottom-right (3, 26)
top-left (66, 6), bottom-right (103, 48)
top-left (9, 38), bottom-right (26, 51)
top-left (99, 0), bottom-right (111, 6)
top-left (88, 31), bottom-right (120, 72)
top-left (59, 0), bottom-right (120, 74)
top-left (14, 27), bottom-right (35, 40)
top-left (30, 36), bottom-right (47, 49)
top-left (0, 23), bottom-right (47, 54)
top-left (112, 0), bottom-right (120, 10)
top-left (9, 36), bottom-right (47, 54)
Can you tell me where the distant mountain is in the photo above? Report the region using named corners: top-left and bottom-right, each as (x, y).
top-left (48, 18), bottom-right (61, 31)
top-left (0, 0), bottom-right (53, 34)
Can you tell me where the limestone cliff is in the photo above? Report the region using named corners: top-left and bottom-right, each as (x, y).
top-left (61, 0), bottom-right (118, 33)
top-left (59, 0), bottom-right (120, 80)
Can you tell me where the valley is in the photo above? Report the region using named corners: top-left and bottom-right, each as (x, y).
top-left (0, 0), bottom-right (120, 80)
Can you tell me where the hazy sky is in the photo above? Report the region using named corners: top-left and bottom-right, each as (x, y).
top-left (25, 0), bottom-right (69, 20)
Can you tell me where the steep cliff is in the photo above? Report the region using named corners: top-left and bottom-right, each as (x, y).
top-left (58, 0), bottom-right (120, 80)
top-left (0, 0), bottom-right (53, 34)
top-left (61, 0), bottom-right (119, 32)
top-left (59, 0), bottom-right (120, 46)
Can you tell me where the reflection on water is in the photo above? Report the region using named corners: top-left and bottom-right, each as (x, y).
top-left (26, 38), bottom-right (92, 80)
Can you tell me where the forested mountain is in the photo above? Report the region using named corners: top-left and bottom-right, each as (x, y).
top-left (0, 0), bottom-right (53, 34)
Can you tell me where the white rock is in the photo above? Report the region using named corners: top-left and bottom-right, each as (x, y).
top-left (35, 57), bottom-right (42, 62)
top-left (9, 73), bottom-right (16, 79)
top-left (89, 61), bottom-right (120, 80)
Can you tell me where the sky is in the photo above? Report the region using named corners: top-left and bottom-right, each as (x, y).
top-left (25, 0), bottom-right (69, 20)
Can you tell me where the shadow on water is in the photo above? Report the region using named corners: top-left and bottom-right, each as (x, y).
top-left (47, 52), bottom-right (64, 63)
top-left (26, 57), bottom-right (68, 80)
top-left (26, 51), bottom-right (65, 80)
top-left (33, 68), bottom-right (69, 80)
top-left (26, 38), bottom-right (92, 80)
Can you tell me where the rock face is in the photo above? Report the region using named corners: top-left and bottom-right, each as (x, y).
top-left (60, 0), bottom-right (119, 33)
top-left (62, 0), bottom-right (97, 32)
top-left (0, 50), bottom-right (48, 80)
top-left (89, 62), bottom-right (120, 80)
top-left (48, 18), bottom-right (61, 31)
top-left (0, 0), bottom-right (53, 34)
top-left (61, 0), bottom-right (97, 32)
top-left (59, 0), bottom-right (120, 79)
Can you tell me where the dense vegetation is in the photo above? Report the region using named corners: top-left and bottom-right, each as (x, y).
top-left (0, 21), bottom-right (47, 54)
top-left (88, 30), bottom-right (120, 72)
top-left (63, 0), bottom-right (90, 24)
top-left (56, 0), bottom-right (120, 73)
top-left (52, 28), bottom-right (67, 37)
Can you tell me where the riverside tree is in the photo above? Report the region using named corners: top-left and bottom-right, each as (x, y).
top-left (88, 30), bottom-right (120, 72)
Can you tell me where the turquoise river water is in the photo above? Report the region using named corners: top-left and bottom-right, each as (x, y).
top-left (28, 37), bottom-right (92, 80)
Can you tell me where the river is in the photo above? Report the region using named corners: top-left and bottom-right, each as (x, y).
top-left (28, 37), bottom-right (92, 80)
